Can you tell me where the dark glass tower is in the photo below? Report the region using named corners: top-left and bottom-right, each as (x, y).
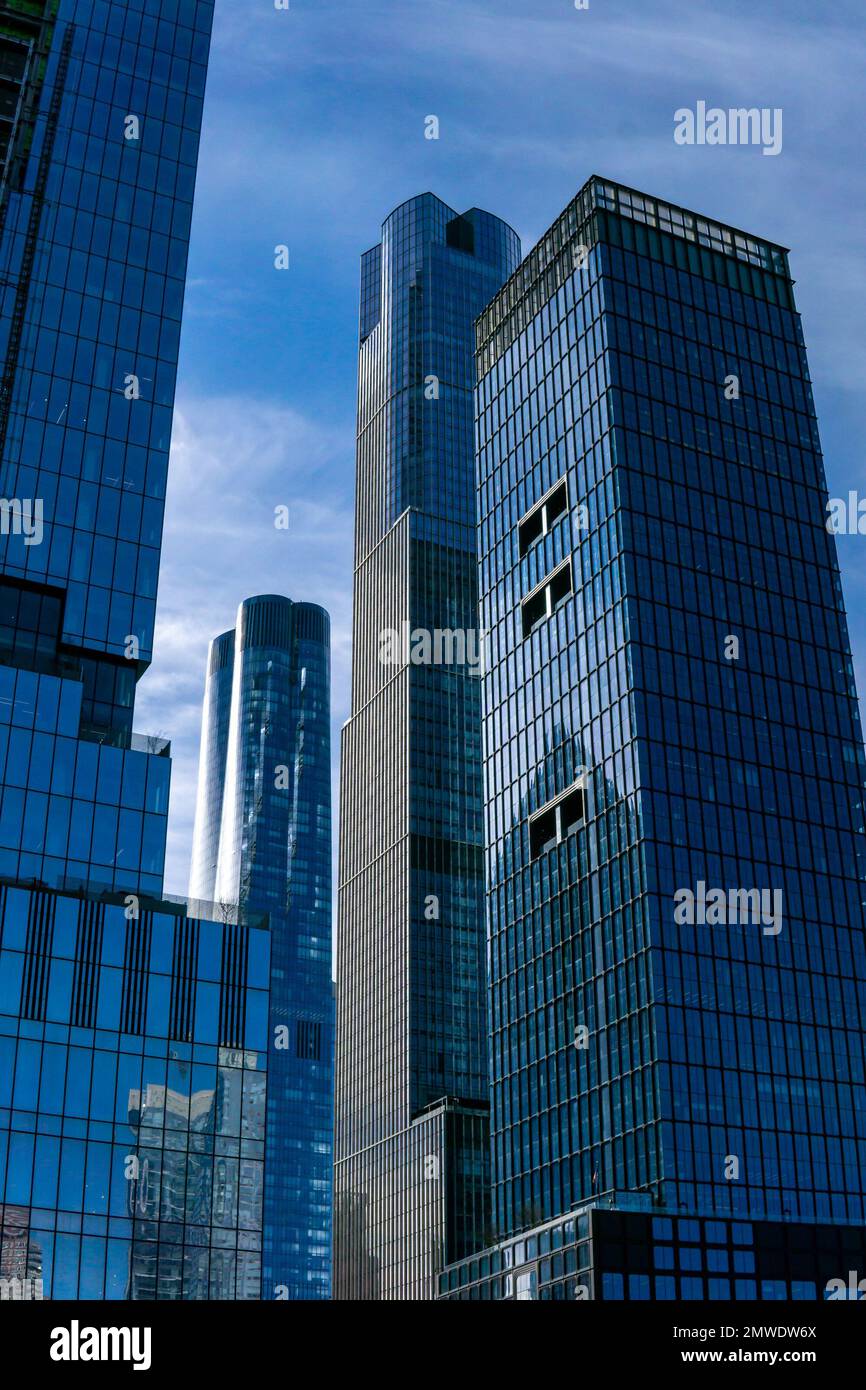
top-left (189, 595), bottom-right (334, 1300)
top-left (439, 176), bottom-right (866, 1300)
top-left (334, 194), bottom-right (520, 1299)
top-left (0, 1), bottom-right (273, 1303)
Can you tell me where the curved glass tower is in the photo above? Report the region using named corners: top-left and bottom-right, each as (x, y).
top-left (334, 194), bottom-right (520, 1298)
top-left (189, 629), bottom-right (235, 907)
top-left (190, 595), bottom-right (333, 1300)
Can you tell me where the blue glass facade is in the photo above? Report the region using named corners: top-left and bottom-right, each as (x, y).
top-left (1, 0), bottom-right (210, 666)
top-left (0, 879), bottom-right (268, 1299)
top-left (334, 195), bottom-right (520, 1298)
top-left (0, 660), bottom-right (170, 896)
top-left (0, 1), bottom-right (266, 1301)
top-left (459, 175), bottom-right (866, 1293)
top-left (189, 596), bottom-right (333, 1300)
top-left (0, 0), bottom-right (214, 895)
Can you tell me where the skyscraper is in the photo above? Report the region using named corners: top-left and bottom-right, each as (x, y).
top-left (189, 595), bottom-right (333, 1300)
top-left (0, 1), bottom-right (275, 1303)
top-left (0, 0), bottom-right (215, 894)
top-left (439, 176), bottom-right (866, 1299)
top-left (334, 194), bottom-right (520, 1299)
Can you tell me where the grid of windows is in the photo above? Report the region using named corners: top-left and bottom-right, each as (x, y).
top-left (0, 881), bottom-right (269, 1300)
top-left (335, 194), bottom-right (520, 1298)
top-left (474, 175), bottom-right (866, 1249)
top-left (0, 0), bottom-right (213, 671)
top-left (600, 208), bottom-right (866, 1225)
top-left (0, 0), bottom-right (214, 893)
top-left (0, 0), bottom-right (263, 1306)
top-left (438, 1206), bottom-right (866, 1301)
top-left (477, 213), bottom-right (650, 1238)
top-left (334, 1102), bottom-right (489, 1302)
top-left (0, 662), bottom-right (168, 896)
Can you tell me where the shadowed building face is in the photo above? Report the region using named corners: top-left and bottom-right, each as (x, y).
top-left (439, 176), bottom-right (866, 1300)
top-left (334, 193), bottom-right (520, 1299)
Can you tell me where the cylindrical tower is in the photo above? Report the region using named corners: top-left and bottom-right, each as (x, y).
top-left (188, 628), bottom-right (235, 904)
top-left (190, 593), bottom-right (333, 1299)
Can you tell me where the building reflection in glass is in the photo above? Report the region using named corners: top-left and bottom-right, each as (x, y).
top-left (124, 1051), bottom-right (266, 1300)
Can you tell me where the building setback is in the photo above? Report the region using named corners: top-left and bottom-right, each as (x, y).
top-left (190, 595), bottom-right (333, 1299)
top-left (440, 176), bottom-right (866, 1297)
top-left (334, 194), bottom-right (520, 1298)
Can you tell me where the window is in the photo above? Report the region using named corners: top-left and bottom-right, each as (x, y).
top-left (529, 782), bottom-right (585, 859)
top-left (521, 559), bottom-right (573, 638)
top-left (515, 1269), bottom-right (537, 1301)
top-left (518, 478), bottom-right (569, 556)
top-left (446, 214), bottom-right (475, 255)
top-left (296, 1019), bottom-right (322, 1060)
top-left (521, 586), bottom-right (548, 636)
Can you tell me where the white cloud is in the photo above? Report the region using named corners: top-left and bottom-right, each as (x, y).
top-left (135, 393), bottom-right (354, 896)
top-left (142, 0), bottom-right (866, 898)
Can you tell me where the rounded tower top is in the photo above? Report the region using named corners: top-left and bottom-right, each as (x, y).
top-left (236, 595), bottom-right (330, 651)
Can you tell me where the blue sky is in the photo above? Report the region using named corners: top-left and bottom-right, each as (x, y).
top-left (135, 0), bottom-right (866, 894)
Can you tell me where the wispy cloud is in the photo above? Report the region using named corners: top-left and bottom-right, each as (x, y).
top-left (135, 394), bottom-right (354, 894)
top-left (150, 0), bottom-right (866, 891)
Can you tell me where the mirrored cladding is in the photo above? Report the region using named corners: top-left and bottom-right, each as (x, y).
top-left (189, 593), bottom-right (334, 1300)
top-left (335, 195), bottom-right (520, 1300)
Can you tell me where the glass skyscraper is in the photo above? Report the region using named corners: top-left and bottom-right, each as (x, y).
top-left (0, 0), bottom-right (214, 895)
top-left (189, 595), bottom-right (333, 1300)
top-left (334, 194), bottom-right (520, 1299)
top-left (438, 175), bottom-right (866, 1299)
top-left (0, 1), bottom-right (275, 1301)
